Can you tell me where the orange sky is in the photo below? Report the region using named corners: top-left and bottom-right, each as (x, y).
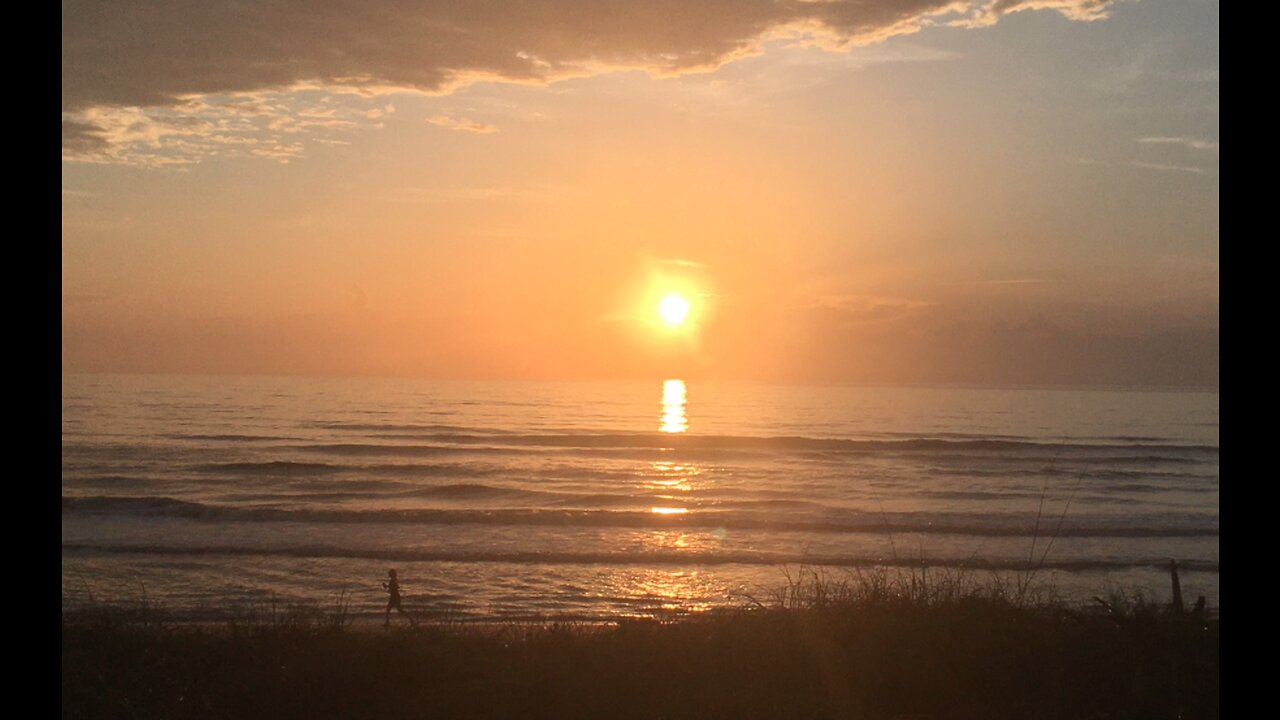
top-left (62, 0), bottom-right (1218, 386)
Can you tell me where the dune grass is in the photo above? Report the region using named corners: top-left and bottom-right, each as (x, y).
top-left (62, 568), bottom-right (1218, 720)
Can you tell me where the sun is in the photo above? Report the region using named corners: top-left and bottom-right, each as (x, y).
top-left (658, 293), bottom-right (691, 327)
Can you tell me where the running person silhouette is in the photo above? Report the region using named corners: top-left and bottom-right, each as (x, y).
top-left (382, 569), bottom-right (414, 626)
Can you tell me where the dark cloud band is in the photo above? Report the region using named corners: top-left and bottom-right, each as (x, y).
top-left (61, 0), bottom-right (1115, 161)
top-left (63, 0), bottom-right (1114, 111)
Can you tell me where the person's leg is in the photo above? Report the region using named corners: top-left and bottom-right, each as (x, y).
top-left (396, 602), bottom-right (415, 625)
top-left (385, 600), bottom-right (392, 626)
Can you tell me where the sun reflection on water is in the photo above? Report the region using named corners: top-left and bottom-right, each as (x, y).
top-left (660, 379), bottom-right (687, 433)
top-left (644, 530), bottom-right (706, 550)
top-left (607, 568), bottom-right (717, 617)
top-left (645, 460), bottom-right (700, 492)
top-left (643, 459), bottom-right (702, 516)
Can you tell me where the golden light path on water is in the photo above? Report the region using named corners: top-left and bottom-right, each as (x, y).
top-left (630, 380), bottom-right (723, 612)
top-left (603, 569), bottom-right (719, 617)
top-left (654, 380), bottom-right (690, 517)
top-left (660, 378), bottom-right (687, 434)
top-left (647, 461), bottom-right (699, 493)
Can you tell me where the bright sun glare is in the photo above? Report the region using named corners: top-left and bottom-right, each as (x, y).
top-left (658, 293), bottom-right (691, 327)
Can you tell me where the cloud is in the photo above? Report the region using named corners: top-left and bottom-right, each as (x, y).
top-left (659, 259), bottom-right (708, 269)
top-left (63, 0), bottom-right (1117, 162)
top-left (951, 0), bottom-right (1113, 28)
top-left (1070, 155), bottom-right (1215, 177)
top-left (1129, 161), bottom-right (1211, 175)
top-left (932, 277), bottom-right (1051, 286)
top-left (62, 91), bottom-right (394, 167)
top-left (1136, 136), bottom-right (1219, 152)
top-left (425, 115), bottom-right (500, 134)
top-left (62, 120), bottom-right (111, 156)
top-left (807, 294), bottom-right (935, 324)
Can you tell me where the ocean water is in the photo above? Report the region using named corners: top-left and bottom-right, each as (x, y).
top-left (62, 374), bottom-right (1219, 621)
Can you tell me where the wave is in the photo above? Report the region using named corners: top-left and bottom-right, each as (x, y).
top-left (61, 475), bottom-right (158, 488)
top-left (191, 461), bottom-right (346, 475)
top-left (250, 435), bottom-right (1218, 468)
top-left (63, 435), bottom-right (1220, 476)
top-left (297, 433), bottom-right (1219, 454)
top-left (308, 421), bottom-right (517, 434)
top-left (291, 443), bottom-right (527, 457)
top-left (213, 483), bottom-right (564, 503)
top-left (60, 541), bottom-right (1221, 573)
top-left (312, 422), bottom-right (1206, 449)
top-left (187, 460), bottom-right (498, 478)
top-left (62, 495), bottom-right (1219, 538)
top-left (163, 433), bottom-right (302, 442)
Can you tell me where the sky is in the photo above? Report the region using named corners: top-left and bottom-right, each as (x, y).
top-left (62, 0), bottom-right (1219, 387)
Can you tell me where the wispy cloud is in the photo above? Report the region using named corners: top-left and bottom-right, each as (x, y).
top-left (1094, 36), bottom-right (1218, 96)
top-left (384, 184), bottom-right (573, 203)
top-left (1069, 155), bottom-right (1216, 176)
top-left (969, 279), bottom-right (1048, 286)
top-left (1136, 136), bottom-right (1219, 152)
top-left (1129, 161), bottom-right (1211, 175)
top-left (659, 259), bottom-right (707, 269)
top-left (807, 294), bottom-right (935, 324)
top-left (62, 91), bottom-right (394, 167)
top-left (425, 115), bottom-right (499, 134)
top-left (951, 0), bottom-right (1114, 29)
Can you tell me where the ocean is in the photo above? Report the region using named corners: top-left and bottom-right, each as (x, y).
top-left (62, 374), bottom-right (1219, 622)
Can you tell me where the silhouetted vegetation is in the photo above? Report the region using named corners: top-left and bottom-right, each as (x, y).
top-left (62, 570), bottom-right (1218, 720)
